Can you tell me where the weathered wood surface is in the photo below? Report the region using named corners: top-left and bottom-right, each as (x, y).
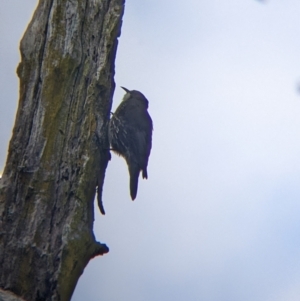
top-left (0, 0), bottom-right (125, 300)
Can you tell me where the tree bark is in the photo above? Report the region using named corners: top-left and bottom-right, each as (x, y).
top-left (0, 0), bottom-right (124, 300)
top-left (0, 288), bottom-right (26, 301)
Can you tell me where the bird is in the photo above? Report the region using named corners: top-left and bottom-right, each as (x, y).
top-left (108, 87), bottom-right (153, 200)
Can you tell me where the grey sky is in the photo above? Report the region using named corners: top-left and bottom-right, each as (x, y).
top-left (1, 1), bottom-right (300, 301)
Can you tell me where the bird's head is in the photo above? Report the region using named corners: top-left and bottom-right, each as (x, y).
top-left (121, 87), bottom-right (149, 108)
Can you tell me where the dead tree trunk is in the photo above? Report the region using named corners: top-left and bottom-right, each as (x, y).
top-left (0, 0), bottom-right (125, 300)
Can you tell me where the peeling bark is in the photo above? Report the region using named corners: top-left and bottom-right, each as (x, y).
top-left (0, 0), bottom-right (125, 300)
top-left (0, 289), bottom-right (26, 301)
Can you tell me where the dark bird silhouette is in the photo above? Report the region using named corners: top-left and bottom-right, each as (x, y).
top-left (108, 87), bottom-right (153, 200)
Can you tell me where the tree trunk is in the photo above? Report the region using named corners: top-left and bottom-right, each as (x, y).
top-left (0, 0), bottom-right (125, 300)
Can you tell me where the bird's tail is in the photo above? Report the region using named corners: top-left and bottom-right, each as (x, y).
top-left (142, 168), bottom-right (148, 179)
top-left (129, 164), bottom-right (140, 200)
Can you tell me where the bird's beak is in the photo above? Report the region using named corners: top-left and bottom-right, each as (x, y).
top-left (121, 86), bottom-right (130, 93)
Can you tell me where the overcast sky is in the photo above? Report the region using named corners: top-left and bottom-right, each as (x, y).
top-left (1, 1), bottom-right (300, 301)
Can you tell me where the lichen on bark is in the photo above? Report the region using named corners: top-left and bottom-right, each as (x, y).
top-left (0, 0), bottom-right (125, 300)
